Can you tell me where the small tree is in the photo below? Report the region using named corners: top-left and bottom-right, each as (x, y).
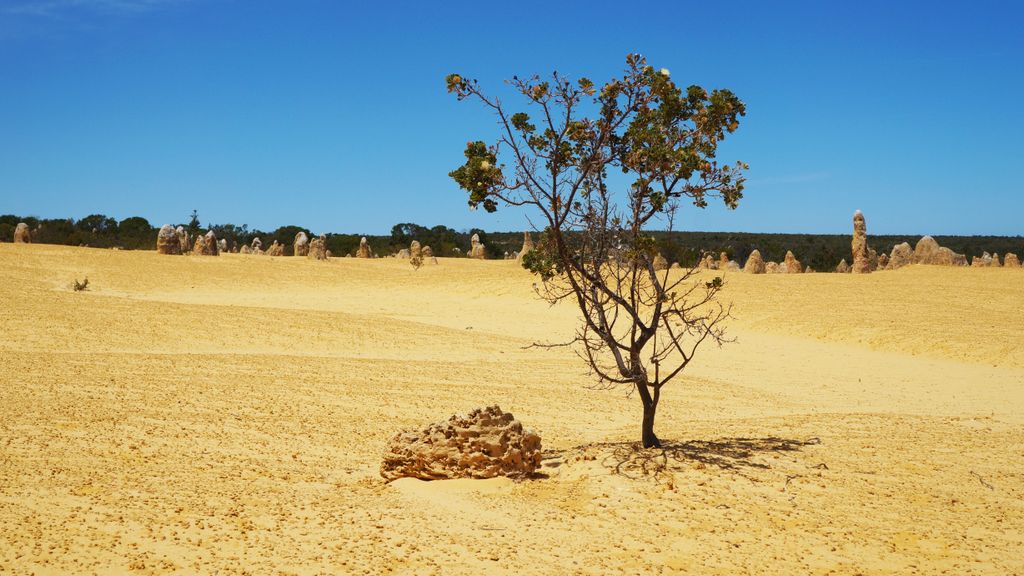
top-left (447, 54), bottom-right (747, 447)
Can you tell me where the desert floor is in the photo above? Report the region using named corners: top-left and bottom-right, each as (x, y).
top-left (1, 243), bottom-right (1022, 575)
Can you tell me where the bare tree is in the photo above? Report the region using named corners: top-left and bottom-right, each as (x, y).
top-left (447, 54), bottom-right (748, 447)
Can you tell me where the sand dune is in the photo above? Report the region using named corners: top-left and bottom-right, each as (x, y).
top-left (1, 244), bottom-right (1022, 574)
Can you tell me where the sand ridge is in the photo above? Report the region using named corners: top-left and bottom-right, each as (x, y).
top-left (1, 243), bottom-right (1022, 574)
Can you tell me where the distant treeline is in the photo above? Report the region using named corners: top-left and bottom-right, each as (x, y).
top-left (3, 213), bottom-right (1021, 271)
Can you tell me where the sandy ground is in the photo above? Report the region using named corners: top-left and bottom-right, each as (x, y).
top-left (1, 243), bottom-right (1022, 575)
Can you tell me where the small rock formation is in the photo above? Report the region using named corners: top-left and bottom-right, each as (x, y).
top-left (175, 226), bottom-right (190, 253)
top-left (429, 256), bottom-right (439, 265)
top-left (765, 261), bottom-right (781, 274)
top-left (156, 224), bottom-right (181, 255)
top-left (744, 250), bottom-right (766, 274)
top-left (784, 251), bottom-right (802, 274)
top-left (653, 253), bottom-right (668, 271)
top-left (191, 234), bottom-right (206, 255)
top-left (1004, 253), bottom-right (1021, 267)
top-left (218, 239), bottom-right (228, 253)
top-left (698, 254), bottom-right (717, 270)
top-left (380, 406), bottom-right (542, 481)
top-left (308, 235), bottom-right (328, 260)
top-left (294, 232), bottom-right (309, 257)
top-left (200, 231), bottom-right (219, 256)
top-left (410, 240), bottom-right (422, 259)
top-left (397, 249), bottom-right (410, 259)
top-left (835, 259), bottom-right (850, 273)
top-left (422, 246), bottom-right (434, 258)
top-left (851, 210), bottom-right (872, 274)
top-left (877, 253), bottom-right (890, 270)
top-left (251, 237), bottom-right (263, 254)
top-left (469, 233), bottom-right (486, 259)
top-left (670, 262), bottom-right (682, 270)
top-left (719, 252), bottom-right (730, 270)
top-left (991, 253), bottom-right (1002, 267)
top-left (13, 222), bottom-right (30, 243)
top-left (914, 236), bottom-right (942, 264)
top-left (357, 237), bottom-right (373, 258)
top-left (240, 245), bottom-right (252, 255)
top-left (518, 232), bottom-right (535, 260)
top-left (972, 252), bottom-right (993, 267)
top-left (725, 260), bottom-right (741, 271)
top-left (267, 240), bottom-right (284, 257)
top-left (888, 242), bottom-right (914, 270)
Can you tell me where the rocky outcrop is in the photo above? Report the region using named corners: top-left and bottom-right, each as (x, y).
top-left (469, 234), bottom-right (486, 259)
top-left (719, 252), bottom-right (730, 270)
top-left (192, 231), bottom-right (219, 256)
top-left (397, 249), bottom-right (410, 259)
top-left (744, 250), bottom-right (765, 274)
top-left (972, 252), bottom-right (993, 267)
top-left (725, 260), bottom-right (741, 271)
top-left (877, 253), bottom-right (889, 270)
top-left (422, 246), bottom-right (434, 258)
top-left (835, 259), bottom-right (850, 273)
top-left (156, 224), bottom-right (181, 254)
top-left (380, 405), bottom-right (542, 481)
top-left (267, 240), bottom-right (284, 257)
top-left (240, 245), bottom-right (252, 255)
top-left (251, 237), bottom-right (263, 254)
top-left (357, 237), bottom-right (373, 258)
top-left (851, 210), bottom-right (871, 274)
top-left (518, 232), bottom-right (534, 260)
top-left (914, 236), bottom-right (941, 264)
top-left (1004, 253), bottom-right (1021, 268)
top-left (175, 227), bottom-right (190, 253)
top-left (410, 240), bottom-right (422, 259)
top-left (294, 232), bottom-right (309, 257)
top-left (888, 242), bottom-right (914, 270)
top-left (309, 235), bottom-right (328, 260)
top-left (992, 253), bottom-right (1002, 267)
top-left (784, 251), bottom-right (802, 274)
top-left (653, 253), bottom-right (668, 271)
top-left (191, 234), bottom-right (206, 255)
top-left (13, 222), bottom-right (30, 243)
top-left (765, 261), bottom-right (781, 274)
top-left (218, 239), bottom-right (228, 253)
top-left (699, 254), bottom-right (717, 270)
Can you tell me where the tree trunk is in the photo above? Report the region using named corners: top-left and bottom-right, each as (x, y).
top-left (641, 400), bottom-right (661, 448)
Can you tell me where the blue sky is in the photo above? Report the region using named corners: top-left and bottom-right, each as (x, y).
top-left (1, 0), bottom-right (1021, 235)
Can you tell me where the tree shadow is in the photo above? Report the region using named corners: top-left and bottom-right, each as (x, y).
top-left (547, 436), bottom-right (820, 481)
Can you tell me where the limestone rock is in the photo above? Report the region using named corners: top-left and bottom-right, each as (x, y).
top-left (888, 242), bottom-right (913, 270)
top-left (914, 236), bottom-right (942, 264)
top-left (294, 232), bottom-right (309, 257)
top-left (699, 254), bottom-right (717, 270)
top-left (175, 226), bottom-right (190, 253)
top-left (877, 253), bottom-right (889, 270)
top-left (191, 234), bottom-right (206, 255)
top-left (308, 235), bottom-right (328, 260)
top-left (835, 259), bottom-right (850, 273)
top-left (429, 257), bottom-right (438, 265)
top-left (725, 260), bottom-right (741, 271)
top-left (518, 232), bottom-right (534, 260)
top-left (992, 253), bottom-right (1002, 267)
top-left (765, 261), bottom-right (781, 274)
top-left (744, 250), bottom-right (766, 274)
top-left (192, 231), bottom-right (219, 256)
top-left (218, 239), bottom-right (228, 253)
top-left (719, 252), bottom-right (730, 270)
top-left (357, 237), bottom-right (373, 258)
top-left (670, 262), bottom-right (682, 270)
top-left (653, 253), bottom-right (668, 271)
top-left (422, 246), bottom-right (434, 258)
top-left (1004, 253), bottom-right (1021, 267)
top-left (267, 240), bottom-right (284, 257)
top-left (971, 252), bottom-right (993, 267)
top-left (410, 240), bottom-right (422, 259)
top-left (397, 249), bottom-right (410, 259)
top-left (380, 405), bottom-right (542, 481)
top-left (240, 245), bottom-right (252, 255)
top-left (13, 222), bottom-right (30, 243)
top-left (851, 210), bottom-right (872, 274)
top-left (784, 251), bottom-right (802, 274)
top-left (251, 237), bottom-right (263, 255)
top-left (867, 248), bottom-right (879, 272)
top-left (469, 233), bottom-right (486, 259)
top-left (156, 224), bottom-right (181, 255)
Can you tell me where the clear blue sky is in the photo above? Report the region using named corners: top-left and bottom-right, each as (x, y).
top-left (1, 0), bottom-right (1021, 236)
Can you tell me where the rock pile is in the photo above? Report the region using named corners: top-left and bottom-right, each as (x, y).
top-left (156, 224), bottom-right (181, 255)
top-left (294, 232), bottom-right (309, 257)
top-left (469, 233), bottom-right (486, 259)
top-left (13, 222), bottom-right (30, 243)
top-left (357, 237), bottom-right (373, 258)
top-left (380, 406), bottom-right (542, 481)
top-left (309, 235), bottom-right (328, 260)
top-left (744, 250), bottom-right (765, 274)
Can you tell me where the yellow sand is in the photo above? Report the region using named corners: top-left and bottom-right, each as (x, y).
top-left (1, 243), bottom-right (1022, 575)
